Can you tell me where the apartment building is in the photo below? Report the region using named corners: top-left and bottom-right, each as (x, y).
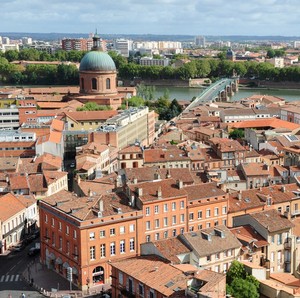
top-left (39, 190), bottom-right (143, 290)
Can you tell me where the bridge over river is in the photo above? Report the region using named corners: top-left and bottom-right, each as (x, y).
top-left (184, 77), bottom-right (239, 112)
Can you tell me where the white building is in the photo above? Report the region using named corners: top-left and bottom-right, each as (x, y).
top-left (195, 36), bottom-right (206, 48)
top-left (0, 193), bottom-right (38, 254)
top-left (140, 57), bottom-right (170, 66)
top-left (114, 39), bottom-right (133, 57)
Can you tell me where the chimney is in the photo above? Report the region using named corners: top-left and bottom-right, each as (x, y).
top-left (166, 169), bottom-right (171, 179)
top-left (137, 187), bottom-right (143, 196)
top-left (281, 185), bottom-right (286, 193)
top-left (157, 186), bottom-right (162, 199)
top-left (177, 179), bottom-right (183, 189)
top-left (99, 199), bottom-right (104, 212)
top-left (238, 190), bottom-right (242, 201)
top-left (154, 170), bottom-right (161, 180)
top-left (89, 188), bottom-right (93, 197)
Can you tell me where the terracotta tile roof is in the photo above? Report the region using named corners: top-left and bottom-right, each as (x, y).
top-left (77, 173), bottom-right (117, 196)
top-left (249, 209), bottom-right (294, 233)
top-left (110, 255), bottom-right (189, 296)
top-left (245, 149), bottom-right (260, 158)
top-left (41, 190), bottom-right (138, 221)
top-left (230, 118), bottom-right (300, 131)
top-left (28, 174), bottom-right (47, 192)
top-left (184, 182), bottom-right (227, 202)
top-left (0, 157), bottom-right (20, 171)
top-left (179, 225), bottom-right (241, 257)
top-left (0, 193), bottom-right (35, 222)
top-left (79, 142), bottom-right (109, 153)
top-left (147, 237), bottom-right (191, 264)
top-left (9, 173), bottom-right (29, 190)
top-left (43, 171), bottom-right (67, 186)
top-left (37, 102), bottom-right (69, 109)
top-left (241, 163), bottom-right (270, 176)
top-left (157, 130), bottom-right (189, 144)
top-left (118, 145), bottom-right (143, 154)
top-left (144, 147), bottom-right (190, 163)
top-left (209, 138), bottom-right (246, 152)
top-left (63, 110), bottom-right (118, 122)
top-left (193, 270), bottom-right (225, 294)
top-left (76, 160), bottom-right (96, 171)
top-left (124, 167), bottom-right (194, 185)
top-left (229, 183), bottom-right (299, 213)
top-left (128, 178), bottom-right (187, 203)
top-left (230, 225), bottom-right (268, 248)
top-left (51, 118), bottom-right (64, 132)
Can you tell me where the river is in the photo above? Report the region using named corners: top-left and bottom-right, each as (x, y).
top-left (154, 86), bottom-right (300, 102)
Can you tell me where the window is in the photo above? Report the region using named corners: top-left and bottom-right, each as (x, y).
top-left (145, 207), bottom-right (150, 216)
top-left (277, 233), bottom-right (283, 245)
top-left (206, 222), bottom-right (211, 228)
top-left (52, 232), bottom-right (55, 246)
top-left (172, 229), bottom-right (176, 237)
top-left (92, 78), bottom-right (97, 90)
top-left (119, 272), bottom-right (123, 284)
top-left (100, 244), bottom-right (106, 258)
top-left (278, 207), bottom-right (282, 213)
top-left (155, 233), bottom-right (159, 240)
top-left (180, 228), bottom-right (184, 234)
top-left (189, 226), bottom-right (194, 232)
top-left (198, 224), bottom-right (202, 230)
top-left (207, 255), bottom-right (211, 262)
top-left (206, 209), bottom-right (211, 218)
top-left (129, 224), bottom-right (135, 232)
top-left (172, 215), bottom-right (176, 225)
top-left (155, 219), bottom-right (160, 228)
top-left (139, 284), bottom-right (144, 296)
top-left (110, 228), bottom-right (116, 236)
top-left (154, 205), bottom-right (159, 214)
top-left (90, 232), bottom-right (95, 240)
top-left (110, 242), bottom-right (116, 256)
top-left (271, 252), bottom-right (275, 262)
top-left (73, 230), bottom-right (77, 239)
top-left (66, 240), bottom-right (70, 254)
top-left (51, 218), bottom-right (55, 227)
top-left (74, 245), bottom-right (78, 259)
top-left (120, 226), bottom-right (125, 234)
top-left (216, 252), bottom-right (220, 260)
top-left (90, 246), bottom-right (95, 260)
top-left (164, 204), bottom-right (168, 212)
top-left (164, 217), bottom-right (168, 227)
top-left (106, 78), bottom-right (111, 89)
top-left (164, 231), bottom-right (168, 238)
top-left (59, 222), bottom-right (62, 230)
top-left (271, 235), bottom-right (275, 243)
top-left (214, 207), bottom-right (219, 216)
top-left (66, 226), bottom-right (69, 235)
top-left (100, 230), bottom-right (105, 238)
top-left (180, 214), bottom-right (184, 223)
top-left (172, 202), bottom-right (176, 210)
top-left (146, 235), bottom-right (150, 242)
top-left (180, 201), bottom-right (185, 209)
top-left (198, 210), bottom-right (202, 219)
top-left (146, 221), bottom-right (150, 230)
top-left (222, 206), bottom-right (227, 215)
top-left (130, 238), bottom-right (135, 251)
top-left (59, 236), bottom-right (62, 250)
top-left (120, 240), bottom-right (125, 253)
top-left (189, 213), bottom-right (194, 221)
top-left (45, 214), bottom-right (48, 223)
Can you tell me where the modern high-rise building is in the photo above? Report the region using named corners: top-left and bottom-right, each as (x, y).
top-left (195, 35), bottom-right (206, 48)
top-left (114, 39), bottom-right (133, 57)
top-left (62, 38), bottom-right (93, 51)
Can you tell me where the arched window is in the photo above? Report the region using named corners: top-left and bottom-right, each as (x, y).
top-left (92, 78), bottom-right (97, 90)
top-left (81, 78), bottom-right (84, 90)
top-left (106, 78), bottom-right (111, 89)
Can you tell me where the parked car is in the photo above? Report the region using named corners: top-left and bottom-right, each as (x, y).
top-left (28, 247), bottom-right (40, 256)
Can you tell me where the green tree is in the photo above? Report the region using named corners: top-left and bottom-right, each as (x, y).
top-left (108, 51), bottom-right (127, 68)
top-left (226, 260), bottom-right (246, 285)
top-left (267, 48), bottom-right (276, 58)
top-left (127, 96), bottom-right (145, 107)
top-left (227, 278), bottom-right (259, 298)
top-left (4, 50), bottom-right (19, 62)
top-left (229, 128), bottom-right (244, 140)
top-left (19, 48), bottom-right (40, 61)
top-left (77, 102), bottom-right (112, 111)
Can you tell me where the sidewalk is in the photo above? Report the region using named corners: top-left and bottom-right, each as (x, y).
top-left (22, 261), bottom-right (110, 297)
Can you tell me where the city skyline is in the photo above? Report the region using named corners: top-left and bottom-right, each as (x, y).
top-left (2, 0), bottom-right (300, 36)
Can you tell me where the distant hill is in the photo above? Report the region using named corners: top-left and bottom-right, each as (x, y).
top-left (1, 32), bottom-right (300, 42)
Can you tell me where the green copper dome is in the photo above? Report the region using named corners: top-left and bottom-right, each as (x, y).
top-left (79, 51), bottom-right (116, 72)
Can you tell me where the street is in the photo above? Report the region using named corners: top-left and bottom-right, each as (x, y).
top-left (0, 240), bottom-right (44, 298)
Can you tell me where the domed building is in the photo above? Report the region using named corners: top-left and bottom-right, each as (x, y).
top-left (73, 33), bottom-right (128, 109)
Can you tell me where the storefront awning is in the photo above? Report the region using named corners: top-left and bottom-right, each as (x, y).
top-left (55, 257), bottom-right (63, 265)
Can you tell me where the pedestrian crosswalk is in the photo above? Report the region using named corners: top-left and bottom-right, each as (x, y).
top-left (0, 275), bottom-right (21, 282)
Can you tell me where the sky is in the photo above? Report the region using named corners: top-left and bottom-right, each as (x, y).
top-left (2, 0), bottom-right (300, 36)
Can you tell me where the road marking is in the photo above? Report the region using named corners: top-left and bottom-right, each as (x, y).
top-left (15, 275), bottom-right (19, 281)
top-left (10, 275), bottom-right (14, 282)
top-left (0, 276), bottom-right (4, 282)
top-left (5, 275), bottom-right (9, 282)
top-left (8, 265), bottom-right (16, 272)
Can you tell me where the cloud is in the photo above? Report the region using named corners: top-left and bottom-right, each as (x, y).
top-left (1, 0), bottom-right (300, 36)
